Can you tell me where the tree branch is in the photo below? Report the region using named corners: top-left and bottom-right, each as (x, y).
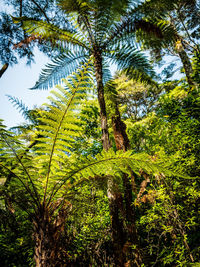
top-left (30, 0), bottom-right (50, 23)
top-left (0, 63), bottom-right (9, 79)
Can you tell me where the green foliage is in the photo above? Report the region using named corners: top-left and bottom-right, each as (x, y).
top-left (122, 78), bottom-right (200, 265)
top-left (192, 50), bottom-right (200, 84)
top-left (1, 1), bottom-right (200, 266)
top-left (12, 16), bottom-right (89, 51)
top-left (31, 51), bottom-right (89, 90)
top-left (0, 207), bottom-right (34, 266)
top-left (12, 0), bottom-right (154, 90)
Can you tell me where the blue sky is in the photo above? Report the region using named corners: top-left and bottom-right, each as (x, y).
top-left (0, 1), bottom-right (52, 128)
top-left (0, 48), bottom-right (51, 128)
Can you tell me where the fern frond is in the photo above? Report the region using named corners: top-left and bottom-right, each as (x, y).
top-left (133, 0), bottom-right (176, 22)
top-left (31, 51), bottom-right (90, 90)
top-left (0, 120), bottom-right (40, 207)
top-left (57, 0), bottom-right (93, 14)
top-left (6, 95), bottom-right (30, 121)
top-left (49, 148), bottom-right (188, 202)
top-left (135, 19), bottom-right (177, 51)
top-left (33, 59), bottom-right (94, 198)
top-left (119, 68), bottom-right (159, 87)
top-left (105, 45), bottom-right (155, 77)
top-left (102, 15), bottom-right (136, 50)
top-left (12, 16), bottom-right (89, 51)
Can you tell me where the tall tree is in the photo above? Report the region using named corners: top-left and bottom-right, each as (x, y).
top-left (13, 1), bottom-right (154, 264)
top-left (133, 0), bottom-right (200, 86)
top-left (13, 0), bottom-right (153, 150)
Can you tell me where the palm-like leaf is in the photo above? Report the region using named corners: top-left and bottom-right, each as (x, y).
top-left (48, 147), bottom-right (189, 204)
top-left (13, 0), bottom-right (156, 91)
top-left (0, 60), bottom-right (94, 205)
top-left (31, 51), bottom-right (90, 90)
top-left (6, 95), bottom-right (30, 121)
top-left (102, 15), bottom-right (137, 49)
top-left (135, 19), bottom-right (177, 51)
top-left (12, 16), bottom-right (89, 50)
top-left (105, 45), bottom-right (155, 77)
top-left (33, 60), bottom-right (94, 198)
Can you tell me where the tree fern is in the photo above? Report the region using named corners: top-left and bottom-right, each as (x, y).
top-left (0, 59), bottom-right (94, 204)
top-left (0, 58), bottom-right (187, 207)
top-left (12, 0), bottom-right (155, 92)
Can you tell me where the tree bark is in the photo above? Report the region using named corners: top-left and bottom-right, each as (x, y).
top-left (93, 49), bottom-right (128, 266)
top-left (111, 89), bottom-right (143, 266)
top-left (107, 176), bottom-right (126, 266)
top-left (177, 44), bottom-right (194, 87)
top-left (33, 204), bottom-right (68, 267)
top-left (93, 49), bottom-right (111, 151)
top-left (0, 63), bottom-right (9, 79)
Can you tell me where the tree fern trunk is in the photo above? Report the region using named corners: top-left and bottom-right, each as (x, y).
top-left (107, 176), bottom-right (126, 266)
top-left (111, 92), bottom-right (143, 266)
top-left (33, 207), bottom-right (67, 267)
top-left (93, 50), bottom-right (111, 151)
top-left (33, 216), bottom-right (53, 267)
top-left (93, 50), bottom-right (127, 266)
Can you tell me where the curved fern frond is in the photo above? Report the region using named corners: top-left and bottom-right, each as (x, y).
top-left (135, 19), bottom-right (177, 50)
top-left (49, 148), bottom-right (189, 203)
top-left (92, 0), bottom-right (131, 46)
top-left (102, 15), bottom-right (136, 50)
top-left (31, 51), bottom-right (90, 90)
top-left (105, 45), bottom-right (155, 77)
top-left (6, 95), bottom-right (30, 121)
top-left (12, 16), bottom-right (90, 51)
top-left (119, 68), bottom-right (159, 87)
top-left (33, 59), bottom-right (94, 199)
